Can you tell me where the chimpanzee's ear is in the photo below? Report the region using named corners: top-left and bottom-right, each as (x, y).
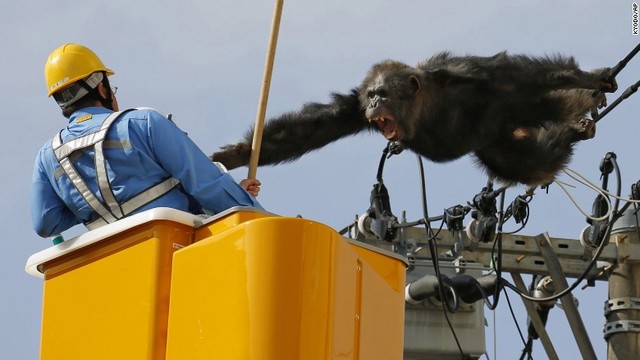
top-left (409, 75), bottom-right (421, 96)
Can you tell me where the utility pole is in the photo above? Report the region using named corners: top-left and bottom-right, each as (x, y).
top-left (606, 208), bottom-right (640, 360)
top-left (354, 214), bottom-right (640, 359)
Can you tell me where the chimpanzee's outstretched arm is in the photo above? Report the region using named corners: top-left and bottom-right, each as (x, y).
top-left (212, 89), bottom-right (371, 170)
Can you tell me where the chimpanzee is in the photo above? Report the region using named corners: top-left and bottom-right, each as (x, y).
top-left (211, 51), bottom-right (617, 186)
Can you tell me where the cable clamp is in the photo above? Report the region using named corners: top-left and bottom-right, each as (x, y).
top-left (604, 297), bottom-right (640, 316)
top-left (603, 319), bottom-right (640, 338)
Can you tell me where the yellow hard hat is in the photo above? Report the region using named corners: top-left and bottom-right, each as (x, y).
top-left (44, 43), bottom-right (114, 96)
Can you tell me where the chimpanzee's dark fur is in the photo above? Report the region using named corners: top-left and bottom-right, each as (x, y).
top-left (212, 51), bottom-right (616, 186)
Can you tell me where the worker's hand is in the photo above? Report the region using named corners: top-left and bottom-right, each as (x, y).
top-left (240, 178), bottom-right (261, 197)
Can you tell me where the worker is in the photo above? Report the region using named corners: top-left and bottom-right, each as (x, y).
top-left (30, 43), bottom-right (263, 238)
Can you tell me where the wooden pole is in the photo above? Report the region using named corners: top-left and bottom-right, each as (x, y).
top-left (248, 0), bottom-right (284, 179)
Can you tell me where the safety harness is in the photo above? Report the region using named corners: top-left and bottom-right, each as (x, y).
top-left (51, 109), bottom-right (180, 230)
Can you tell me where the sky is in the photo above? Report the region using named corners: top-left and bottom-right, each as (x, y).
top-left (2, 1), bottom-right (639, 359)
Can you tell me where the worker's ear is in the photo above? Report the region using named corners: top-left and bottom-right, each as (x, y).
top-left (97, 82), bottom-right (109, 98)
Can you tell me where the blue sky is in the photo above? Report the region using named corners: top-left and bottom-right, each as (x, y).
top-left (2, 1), bottom-right (638, 358)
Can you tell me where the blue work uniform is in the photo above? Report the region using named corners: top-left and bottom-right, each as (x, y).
top-left (30, 107), bottom-right (262, 238)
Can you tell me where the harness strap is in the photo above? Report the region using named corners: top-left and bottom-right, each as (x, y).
top-left (85, 177), bottom-right (180, 230)
top-left (94, 111), bottom-right (128, 218)
top-left (53, 128), bottom-right (120, 224)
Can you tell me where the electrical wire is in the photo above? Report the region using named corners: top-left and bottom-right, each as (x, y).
top-left (501, 218), bottom-right (610, 303)
top-left (595, 42), bottom-right (640, 122)
top-left (481, 187), bottom-right (507, 311)
top-left (556, 168), bottom-right (612, 222)
top-left (503, 289), bottom-right (528, 348)
top-left (502, 157), bottom-right (624, 304)
top-left (464, 274), bottom-right (497, 309)
top-left (393, 215), bottom-right (445, 228)
top-left (416, 155), bottom-right (466, 359)
top-left (518, 275), bottom-right (539, 360)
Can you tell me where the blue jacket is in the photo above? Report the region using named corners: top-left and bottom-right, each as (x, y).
top-left (30, 107), bottom-right (262, 237)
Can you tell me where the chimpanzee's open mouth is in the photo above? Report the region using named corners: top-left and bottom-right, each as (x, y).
top-left (369, 116), bottom-right (400, 140)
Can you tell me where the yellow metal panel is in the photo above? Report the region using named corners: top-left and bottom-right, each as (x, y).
top-left (167, 215), bottom-right (406, 359)
top-left (350, 243), bottom-right (407, 292)
top-left (194, 209), bottom-right (270, 242)
top-left (39, 221), bottom-right (193, 360)
top-left (355, 249), bottom-right (406, 359)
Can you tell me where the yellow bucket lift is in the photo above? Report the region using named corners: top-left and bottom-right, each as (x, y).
top-left (26, 207), bottom-right (407, 359)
